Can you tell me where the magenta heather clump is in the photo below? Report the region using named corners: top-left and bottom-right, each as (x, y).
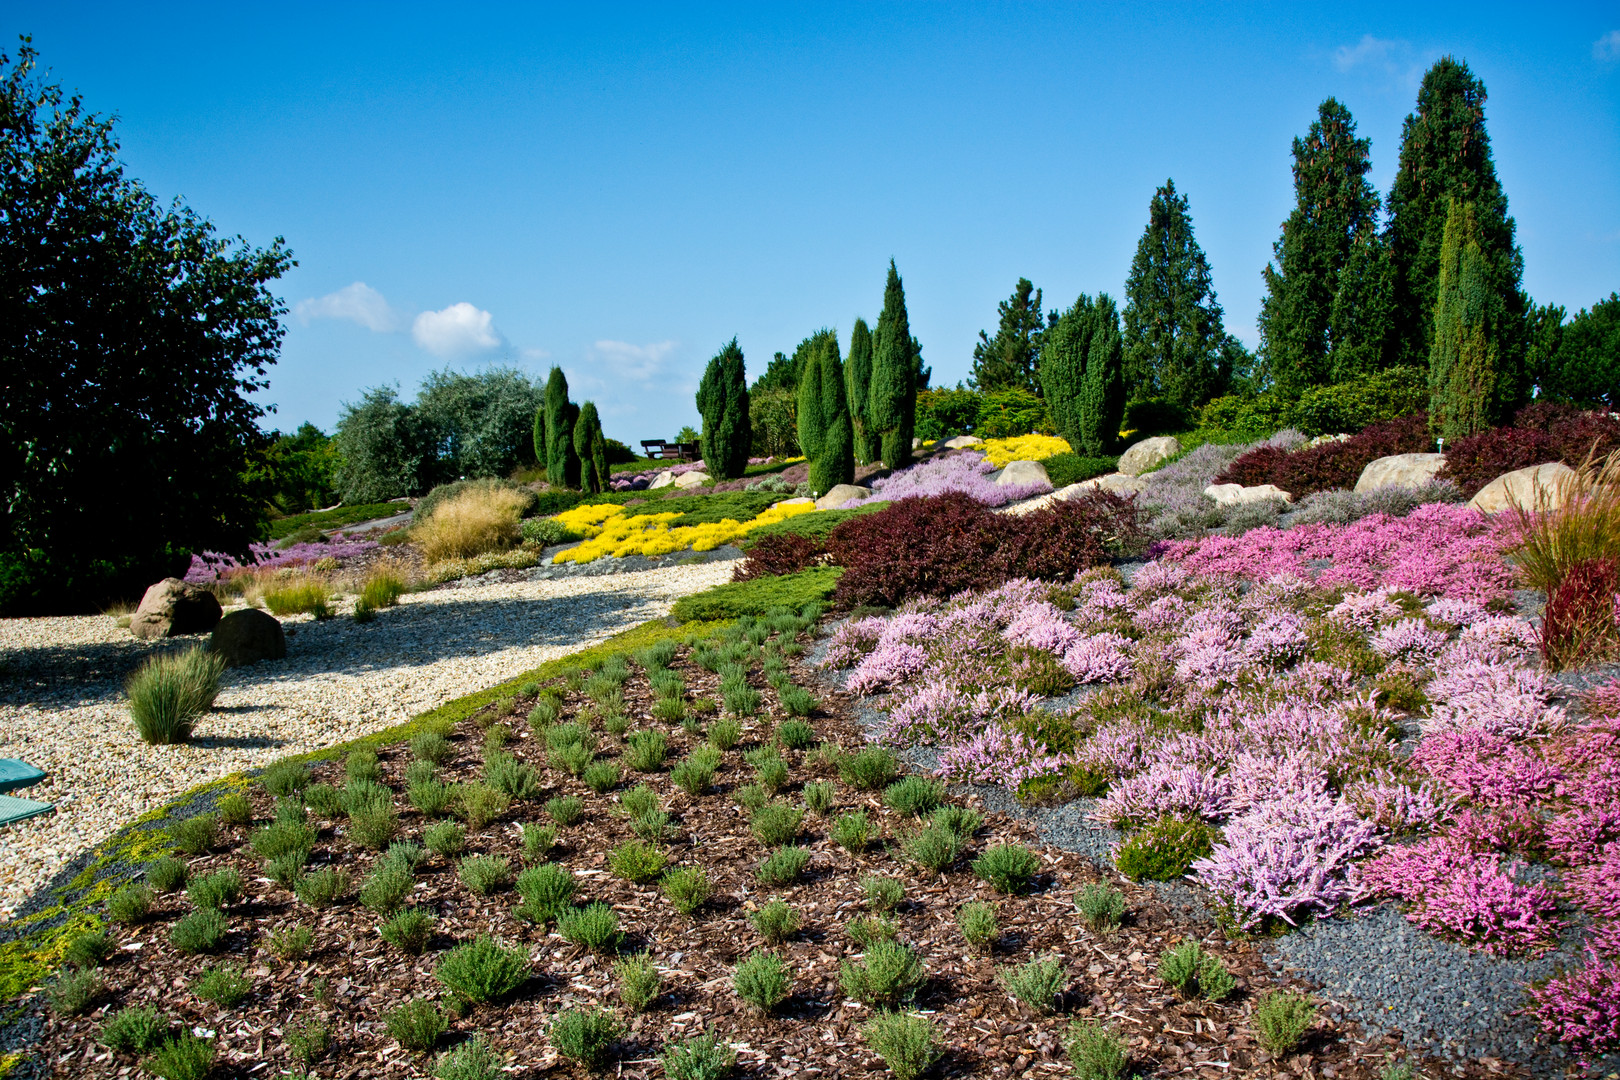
top-left (1527, 952), bottom-right (1620, 1061)
top-left (186, 537), bottom-right (381, 583)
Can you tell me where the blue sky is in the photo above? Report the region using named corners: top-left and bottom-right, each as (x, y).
top-left (10, 3), bottom-right (1620, 444)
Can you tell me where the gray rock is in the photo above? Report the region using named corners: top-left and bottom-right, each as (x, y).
top-left (648, 471), bottom-right (677, 489)
top-left (1117, 435), bottom-right (1181, 476)
top-left (673, 471), bottom-right (710, 489)
top-left (208, 608), bottom-right (286, 667)
top-left (1355, 453), bottom-right (1447, 493)
top-left (994, 459), bottom-right (1050, 487)
top-left (815, 484), bottom-right (870, 510)
top-left (1076, 472), bottom-right (1149, 496)
top-left (1468, 461), bottom-right (1577, 514)
top-left (129, 578), bottom-right (222, 640)
top-left (1203, 482), bottom-right (1293, 506)
top-left (943, 435), bottom-right (984, 449)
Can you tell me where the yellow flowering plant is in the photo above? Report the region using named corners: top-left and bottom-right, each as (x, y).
top-left (551, 502), bottom-right (820, 564)
top-left (981, 434), bottom-right (1072, 467)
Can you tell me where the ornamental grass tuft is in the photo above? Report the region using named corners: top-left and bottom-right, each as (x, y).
top-left (126, 647), bottom-right (224, 745)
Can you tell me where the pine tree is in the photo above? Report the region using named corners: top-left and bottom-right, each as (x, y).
top-left (543, 366), bottom-right (580, 489)
top-left (1122, 180), bottom-right (1230, 412)
top-left (573, 401), bottom-right (609, 494)
top-left (1386, 57), bottom-right (1526, 392)
top-left (796, 330), bottom-right (854, 494)
top-left (1258, 100), bottom-right (1382, 398)
top-left (1326, 226), bottom-right (1397, 382)
top-left (870, 260), bottom-right (918, 469)
top-left (531, 403), bottom-right (546, 468)
top-left (1429, 200), bottom-right (1500, 442)
top-left (846, 317), bottom-right (878, 464)
top-left (696, 338), bottom-right (751, 480)
top-left (1040, 294), bottom-right (1126, 457)
top-left (971, 278), bottom-right (1047, 394)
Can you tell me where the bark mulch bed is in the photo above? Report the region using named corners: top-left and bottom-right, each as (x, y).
top-left (34, 623), bottom-right (1525, 1079)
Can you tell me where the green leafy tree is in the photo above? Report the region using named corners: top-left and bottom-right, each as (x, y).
top-left (573, 401), bottom-right (609, 494)
top-left (1545, 294), bottom-right (1619, 408)
top-left (971, 278), bottom-right (1048, 395)
top-left (1429, 200), bottom-right (1502, 441)
top-left (1122, 180), bottom-right (1230, 411)
top-left (543, 366), bottom-right (580, 489)
top-left (1258, 99), bottom-right (1383, 398)
top-left (751, 350), bottom-right (800, 394)
top-left (1386, 57), bottom-right (1526, 393)
top-left (749, 388), bottom-right (800, 458)
top-left (796, 330), bottom-right (855, 494)
top-left (0, 42), bottom-right (295, 613)
top-left (416, 367), bottom-right (544, 480)
top-left (334, 387), bottom-right (444, 503)
top-left (696, 339), bottom-right (751, 480)
top-left (846, 318), bottom-right (879, 464)
top-left (1040, 294), bottom-right (1125, 456)
top-left (255, 423), bottom-right (340, 515)
top-left (870, 260), bottom-right (919, 468)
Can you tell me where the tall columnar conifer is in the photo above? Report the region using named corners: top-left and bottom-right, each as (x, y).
top-left (796, 330), bottom-right (854, 494)
top-left (696, 339), bottom-right (751, 480)
top-left (573, 401), bottom-right (609, 494)
top-left (1040, 294), bottom-right (1125, 457)
top-left (1257, 99), bottom-right (1383, 398)
top-left (846, 317), bottom-right (879, 464)
top-left (971, 278), bottom-right (1047, 395)
top-left (870, 260), bottom-right (918, 469)
top-left (1122, 181), bottom-right (1230, 412)
top-left (1429, 200), bottom-right (1500, 442)
top-left (543, 366), bottom-right (580, 489)
top-left (1386, 57), bottom-right (1526, 397)
top-left (531, 404), bottom-right (546, 469)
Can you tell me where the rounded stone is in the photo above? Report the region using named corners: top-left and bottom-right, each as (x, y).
top-left (1204, 482), bottom-right (1293, 506)
top-left (994, 459), bottom-right (1051, 487)
top-left (1467, 461), bottom-right (1578, 514)
top-left (1117, 436), bottom-right (1182, 476)
top-left (129, 578), bottom-right (222, 641)
top-left (814, 484), bottom-right (870, 510)
top-left (1355, 453), bottom-right (1447, 493)
top-left (208, 608), bottom-right (287, 667)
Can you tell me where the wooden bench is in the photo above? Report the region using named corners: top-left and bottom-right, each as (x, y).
top-left (640, 440), bottom-right (700, 462)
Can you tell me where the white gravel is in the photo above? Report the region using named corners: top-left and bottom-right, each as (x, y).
top-left (0, 560), bottom-right (736, 919)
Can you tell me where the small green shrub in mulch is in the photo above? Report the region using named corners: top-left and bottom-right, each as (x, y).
top-left (802, 780), bottom-right (835, 815)
top-left (384, 999), bottom-right (449, 1052)
top-left (845, 915), bottom-right (897, 949)
top-left (707, 718), bottom-right (742, 751)
top-left (756, 845), bottom-right (810, 884)
top-left (167, 814), bottom-right (218, 856)
top-left (904, 824), bottom-right (963, 873)
top-left (661, 866), bottom-right (711, 917)
top-left (749, 900), bottom-right (800, 944)
top-left (361, 861), bottom-right (416, 914)
top-left (558, 902), bottom-right (621, 951)
top-left (613, 952), bottom-right (662, 1012)
top-left (545, 795), bottom-right (584, 826)
top-left (259, 759), bottom-right (311, 797)
top-left (661, 1030), bottom-right (737, 1080)
top-left (145, 856), bottom-right (189, 893)
top-left (48, 968), bottom-right (103, 1016)
top-left (266, 925), bottom-right (314, 961)
top-left (957, 901), bottom-right (998, 950)
top-left (379, 908), bottom-right (436, 955)
top-left (608, 840), bottom-right (668, 883)
top-left (549, 1006), bottom-right (622, 1069)
top-left (624, 729), bottom-right (670, 771)
top-left (884, 776), bottom-right (944, 818)
top-left (106, 884), bottom-right (154, 924)
top-left (434, 935), bottom-right (530, 1003)
top-left (170, 907), bottom-right (228, 954)
top-left (839, 746), bottom-right (899, 790)
top-left (931, 805), bottom-right (982, 840)
top-left (732, 951), bottom-right (791, 1014)
top-left (1253, 989), bottom-right (1317, 1055)
top-left (859, 874), bottom-right (904, 911)
top-left (862, 1012), bottom-right (941, 1080)
top-left (433, 1035), bottom-right (501, 1080)
top-left (62, 930), bottom-right (115, 969)
top-left (98, 1005), bottom-right (170, 1055)
top-left (192, 964), bottom-right (251, 1007)
top-left (216, 792), bottom-right (252, 827)
top-left (583, 760), bottom-right (623, 793)
top-left (998, 956), bottom-right (1066, 1014)
top-left (749, 802), bottom-right (803, 847)
top-left (249, 820), bottom-right (315, 862)
top-left (294, 867), bottom-right (349, 909)
top-left (973, 843), bottom-right (1041, 894)
top-left (424, 819), bottom-right (467, 857)
top-left (522, 822), bottom-right (558, 860)
top-left (515, 863), bottom-right (577, 924)
top-left (186, 868), bottom-right (243, 910)
top-left (144, 1031), bottom-right (216, 1080)
top-left (839, 940), bottom-right (926, 1008)
top-left (1157, 940), bottom-right (1237, 1002)
top-left (411, 730), bottom-right (454, 764)
top-left (832, 811), bottom-right (872, 853)
top-left (458, 854), bottom-right (514, 895)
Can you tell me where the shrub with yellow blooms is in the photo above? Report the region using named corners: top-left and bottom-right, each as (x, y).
top-left (981, 434), bottom-right (1073, 468)
top-left (551, 502), bottom-right (820, 565)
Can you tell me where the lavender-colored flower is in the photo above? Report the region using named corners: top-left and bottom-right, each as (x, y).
top-left (1002, 602), bottom-right (1081, 655)
top-left (1092, 761), bottom-right (1236, 827)
top-left (846, 451), bottom-right (1051, 508)
top-left (1328, 590), bottom-right (1403, 635)
top-left (820, 616), bottom-right (889, 669)
top-left (1244, 611), bottom-right (1310, 668)
top-left (1425, 596), bottom-right (1489, 627)
top-left (185, 537), bottom-right (381, 583)
top-left (1129, 559), bottom-right (1191, 597)
top-left (1424, 662), bottom-right (1567, 740)
top-left (1061, 633), bottom-right (1133, 684)
top-left (1439, 615), bottom-right (1539, 667)
top-left (1345, 774), bottom-right (1452, 835)
top-left (846, 640), bottom-right (929, 695)
top-left (1133, 594), bottom-right (1190, 632)
top-left (1371, 618), bottom-right (1449, 663)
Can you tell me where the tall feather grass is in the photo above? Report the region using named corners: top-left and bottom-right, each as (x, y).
top-left (127, 647), bottom-right (226, 744)
top-left (415, 487), bottom-right (528, 563)
top-left (262, 576), bottom-right (333, 618)
top-left (1509, 449), bottom-right (1620, 595)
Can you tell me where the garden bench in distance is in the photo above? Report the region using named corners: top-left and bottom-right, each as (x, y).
top-left (640, 440), bottom-right (700, 461)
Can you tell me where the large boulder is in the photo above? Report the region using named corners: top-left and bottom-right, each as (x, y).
top-left (1076, 472), bottom-right (1150, 496)
top-left (1355, 453), bottom-right (1447, 493)
top-left (815, 484), bottom-right (870, 510)
top-left (648, 471), bottom-right (677, 490)
top-left (1117, 436), bottom-right (1182, 476)
top-left (208, 608), bottom-right (286, 667)
top-left (673, 471), bottom-right (710, 489)
top-left (129, 578), bottom-right (222, 640)
top-left (1204, 483), bottom-right (1293, 507)
top-left (994, 460), bottom-right (1051, 487)
top-left (1468, 461), bottom-right (1579, 515)
top-left (943, 435), bottom-right (984, 450)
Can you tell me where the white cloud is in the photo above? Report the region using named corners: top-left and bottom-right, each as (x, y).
top-left (411, 302), bottom-right (503, 357)
top-left (589, 340), bottom-right (678, 383)
top-left (1595, 30), bottom-right (1620, 62)
top-left (1332, 34), bottom-right (1430, 89)
top-left (293, 281), bottom-right (403, 332)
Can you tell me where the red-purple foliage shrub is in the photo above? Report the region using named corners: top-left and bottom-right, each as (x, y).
top-left (1438, 404), bottom-right (1620, 496)
top-left (731, 533), bottom-right (827, 581)
top-left (1541, 557), bottom-right (1620, 670)
top-left (1213, 414), bottom-right (1432, 497)
top-left (826, 491), bottom-right (1142, 608)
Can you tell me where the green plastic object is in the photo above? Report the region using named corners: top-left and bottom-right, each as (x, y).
top-left (0, 794), bottom-right (54, 827)
top-left (0, 760), bottom-right (45, 794)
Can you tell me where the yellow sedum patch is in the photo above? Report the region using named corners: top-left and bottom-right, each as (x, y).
top-left (982, 433), bottom-right (1072, 467)
top-left (552, 502), bottom-right (819, 564)
top-left (554, 502), bottom-right (627, 534)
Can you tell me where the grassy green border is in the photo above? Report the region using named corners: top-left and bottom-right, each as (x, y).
top-left (0, 616), bottom-right (727, 1006)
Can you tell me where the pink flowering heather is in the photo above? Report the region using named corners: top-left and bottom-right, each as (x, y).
top-left (1345, 774), bottom-right (1452, 835)
top-left (1192, 790), bottom-right (1381, 928)
top-left (1329, 590), bottom-right (1404, 634)
top-left (846, 451), bottom-right (1052, 508)
top-left (846, 640), bottom-right (929, 695)
top-left (1278, 661), bottom-right (1360, 702)
top-left (1413, 729), bottom-right (1563, 805)
top-left (1061, 632), bottom-right (1134, 684)
top-left (1371, 618), bottom-right (1450, 663)
top-left (1073, 579), bottom-right (1130, 627)
top-left (1424, 596), bottom-right (1490, 627)
top-left (1423, 662), bottom-right (1567, 739)
top-left (1545, 806), bottom-right (1620, 866)
top-left (185, 537), bottom-right (381, 583)
top-left (1071, 715), bottom-right (1155, 779)
top-left (820, 616), bottom-right (889, 669)
top-left (1133, 594), bottom-right (1191, 632)
top-left (1526, 951), bottom-right (1620, 1061)
top-left (882, 681), bottom-right (1036, 746)
top-left (1225, 751), bottom-right (1331, 813)
top-left (936, 723), bottom-right (1078, 787)
top-left (1244, 611), bottom-right (1311, 667)
top-left (1173, 627), bottom-right (1245, 690)
top-left (1128, 559), bottom-right (1191, 596)
top-left (1564, 850), bottom-right (1620, 921)
top-left (1092, 761), bottom-right (1236, 827)
top-left (1358, 836), bottom-right (1563, 956)
top-left (1002, 602), bottom-right (1081, 655)
top-left (1446, 806), bottom-right (1546, 856)
top-left (1440, 614), bottom-right (1539, 666)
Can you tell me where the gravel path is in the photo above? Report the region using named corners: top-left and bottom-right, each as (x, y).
top-left (0, 559), bottom-right (736, 920)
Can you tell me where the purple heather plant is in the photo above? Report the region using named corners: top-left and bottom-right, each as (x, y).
top-left (186, 537), bottom-right (381, 583)
top-left (845, 451), bottom-right (1052, 509)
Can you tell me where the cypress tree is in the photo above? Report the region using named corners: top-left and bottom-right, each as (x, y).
top-left (531, 403), bottom-right (546, 468)
top-left (543, 366), bottom-right (580, 489)
top-left (971, 278), bottom-right (1047, 394)
top-left (1122, 181), bottom-right (1230, 412)
top-left (1040, 294), bottom-right (1125, 457)
top-left (573, 401), bottom-right (609, 494)
top-left (1429, 200), bottom-right (1500, 442)
top-left (1326, 227), bottom-right (1397, 382)
top-left (846, 317), bottom-right (879, 464)
top-left (1386, 57), bottom-right (1526, 390)
top-left (696, 338), bottom-right (751, 480)
top-left (870, 260), bottom-right (918, 469)
top-left (1258, 99), bottom-right (1382, 398)
top-left (796, 330), bottom-right (854, 494)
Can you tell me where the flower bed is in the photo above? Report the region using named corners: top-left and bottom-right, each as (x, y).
top-left (847, 451), bottom-right (1052, 508)
top-left (982, 434), bottom-right (1072, 468)
top-left (550, 502), bottom-right (818, 564)
top-left (184, 538), bottom-right (381, 584)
